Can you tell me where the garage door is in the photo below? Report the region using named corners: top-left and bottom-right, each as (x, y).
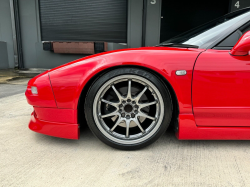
top-left (39, 0), bottom-right (127, 43)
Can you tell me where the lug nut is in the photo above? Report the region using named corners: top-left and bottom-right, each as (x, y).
top-left (119, 104), bottom-right (123, 108)
top-left (122, 100), bottom-right (126, 104)
top-left (126, 115), bottom-right (130, 119)
top-left (134, 110), bottom-right (138, 114)
top-left (134, 105), bottom-right (139, 109)
top-left (131, 113), bottom-right (135, 118)
top-left (121, 113), bottom-right (125, 117)
top-left (127, 99), bottom-right (131, 102)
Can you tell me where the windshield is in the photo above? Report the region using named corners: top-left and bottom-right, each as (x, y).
top-left (160, 9), bottom-right (250, 48)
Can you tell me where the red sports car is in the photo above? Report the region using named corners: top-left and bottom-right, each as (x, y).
top-left (26, 8), bottom-right (250, 150)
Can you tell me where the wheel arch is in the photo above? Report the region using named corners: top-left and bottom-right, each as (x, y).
top-left (77, 65), bottom-right (179, 130)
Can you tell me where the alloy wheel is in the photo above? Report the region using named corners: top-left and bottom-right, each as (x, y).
top-left (93, 75), bottom-right (164, 145)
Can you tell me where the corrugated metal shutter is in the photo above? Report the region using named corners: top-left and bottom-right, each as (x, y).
top-left (39, 0), bottom-right (127, 43)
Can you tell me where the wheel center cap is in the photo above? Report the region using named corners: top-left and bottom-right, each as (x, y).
top-left (124, 104), bottom-right (133, 113)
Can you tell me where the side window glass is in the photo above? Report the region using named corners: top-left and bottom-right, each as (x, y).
top-left (216, 30), bottom-right (242, 48)
top-left (213, 22), bottom-right (250, 50)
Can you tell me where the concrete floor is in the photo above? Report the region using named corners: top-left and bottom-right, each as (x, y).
top-left (1, 79), bottom-right (250, 187)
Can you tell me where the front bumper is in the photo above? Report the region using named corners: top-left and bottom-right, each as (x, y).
top-left (29, 110), bottom-right (79, 139)
top-left (26, 71), bottom-right (79, 139)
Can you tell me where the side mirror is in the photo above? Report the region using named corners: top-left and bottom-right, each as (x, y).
top-left (230, 31), bottom-right (250, 56)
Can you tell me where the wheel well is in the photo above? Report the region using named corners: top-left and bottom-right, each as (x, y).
top-left (77, 65), bottom-right (179, 131)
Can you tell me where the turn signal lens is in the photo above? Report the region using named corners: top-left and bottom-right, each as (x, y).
top-left (176, 70), bottom-right (187, 76)
top-left (31, 86), bottom-right (38, 94)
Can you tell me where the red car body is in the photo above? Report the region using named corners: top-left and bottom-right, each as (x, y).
top-left (25, 46), bottom-right (250, 140)
top-left (25, 9), bottom-right (250, 141)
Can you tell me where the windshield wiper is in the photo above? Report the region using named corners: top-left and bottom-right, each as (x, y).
top-left (156, 43), bottom-right (199, 48)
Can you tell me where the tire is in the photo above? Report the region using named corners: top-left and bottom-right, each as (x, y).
top-left (84, 67), bottom-right (173, 150)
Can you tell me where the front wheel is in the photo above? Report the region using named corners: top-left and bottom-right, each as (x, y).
top-left (85, 68), bottom-right (172, 150)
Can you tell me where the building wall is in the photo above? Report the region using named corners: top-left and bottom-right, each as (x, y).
top-left (1, 0), bottom-right (246, 70)
top-left (0, 0), bottom-right (15, 69)
top-left (0, 0), bottom-right (148, 69)
top-left (17, 0), bottom-right (142, 69)
top-left (18, 0), bottom-right (85, 69)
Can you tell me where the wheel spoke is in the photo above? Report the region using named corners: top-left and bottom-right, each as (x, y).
top-left (139, 101), bottom-right (157, 109)
top-left (134, 87), bottom-right (147, 102)
top-left (101, 111), bottom-right (119, 118)
top-left (127, 80), bottom-right (132, 99)
top-left (125, 120), bottom-right (130, 138)
top-left (132, 118), bottom-right (145, 133)
top-left (110, 117), bottom-right (123, 132)
top-left (101, 99), bottom-right (118, 108)
top-left (137, 111), bottom-right (155, 121)
top-left (112, 85), bottom-right (124, 101)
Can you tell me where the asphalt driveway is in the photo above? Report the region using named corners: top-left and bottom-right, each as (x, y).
top-left (1, 78), bottom-right (250, 187)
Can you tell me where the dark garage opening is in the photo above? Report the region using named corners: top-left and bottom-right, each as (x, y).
top-left (160, 0), bottom-right (231, 42)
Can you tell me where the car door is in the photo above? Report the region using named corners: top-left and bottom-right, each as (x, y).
top-left (192, 49), bottom-right (250, 126)
top-left (192, 24), bottom-right (250, 127)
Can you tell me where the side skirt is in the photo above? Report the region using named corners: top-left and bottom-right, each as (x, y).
top-left (176, 114), bottom-right (250, 140)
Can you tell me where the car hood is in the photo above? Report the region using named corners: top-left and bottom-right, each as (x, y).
top-left (48, 46), bottom-right (204, 73)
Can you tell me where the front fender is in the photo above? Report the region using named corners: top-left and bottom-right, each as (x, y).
top-left (49, 48), bottom-right (203, 114)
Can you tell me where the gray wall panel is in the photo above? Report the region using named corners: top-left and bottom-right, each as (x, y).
top-left (145, 0), bottom-right (161, 46)
top-left (231, 0), bottom-right (250, 12)
top-left (0, 42), bottom-right (9, 69)
top-left (19, 0), bottom-right (38, 68)
top-left (0, 0), bottom-right (15, 68)
top-left (127, 0), bottom-right (143, 48)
